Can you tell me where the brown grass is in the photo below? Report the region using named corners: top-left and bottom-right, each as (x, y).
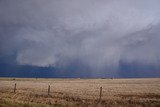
top-left (0, 78), bottom-right (160, 107)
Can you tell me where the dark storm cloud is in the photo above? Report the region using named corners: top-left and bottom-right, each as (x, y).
top-left (0, 0), bottom-right (160, 76)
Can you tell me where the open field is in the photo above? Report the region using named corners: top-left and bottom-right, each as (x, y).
top-left (0, 78), bottom-right (160, 107)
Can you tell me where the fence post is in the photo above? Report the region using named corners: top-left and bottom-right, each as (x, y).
top-left (14, 83), bottom-right (16, 93)
top-left (99, 87), bottom-right (102, 101)
top-left (48, 85), bottom-right (50, 95)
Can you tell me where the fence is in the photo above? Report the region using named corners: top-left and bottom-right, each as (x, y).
top-left (12, 83), bottom-right (103, 100)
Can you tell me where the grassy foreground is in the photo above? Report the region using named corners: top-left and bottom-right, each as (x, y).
top-left (0, 78), bottom-right (160, 107)
top-left (0, 98), bottom-right (48, 107)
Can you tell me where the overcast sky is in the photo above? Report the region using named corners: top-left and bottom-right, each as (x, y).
top-left (0, 0), bottom-right (160, 78)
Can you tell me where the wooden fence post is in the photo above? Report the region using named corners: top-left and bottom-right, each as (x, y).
top-left (14, 83), bottom-right (16, 93)
top-left (48, 85), bottom-right (50, 95)
top-left (99, 87), bottom-right (102, 101)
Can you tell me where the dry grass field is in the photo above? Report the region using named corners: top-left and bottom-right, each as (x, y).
top-left (0, 78), bottom-right (160, 107)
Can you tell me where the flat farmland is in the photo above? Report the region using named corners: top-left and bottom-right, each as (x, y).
top-left (0, 78), bottom-right (160, 107)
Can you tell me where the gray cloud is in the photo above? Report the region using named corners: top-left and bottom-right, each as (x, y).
top-left (0, 0), bottom-right (160, 75)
